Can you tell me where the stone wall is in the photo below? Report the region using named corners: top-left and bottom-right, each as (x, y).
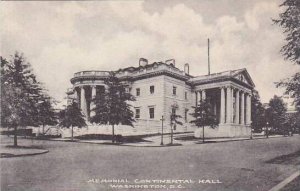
top-left (194, 124), bottom-right (252, 138)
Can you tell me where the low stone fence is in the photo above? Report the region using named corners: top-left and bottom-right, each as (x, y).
top-left (27, 123), bottom-right (194, 138)
top-left (194, 124), bottom-right (252, 138)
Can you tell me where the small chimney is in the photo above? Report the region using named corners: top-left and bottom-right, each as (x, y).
top-left (165, 59), bottom-right (175, 67)
top-left (139, 58), bottom-right (148, 67)
top-left (184, 63), bottom-right (189, 75)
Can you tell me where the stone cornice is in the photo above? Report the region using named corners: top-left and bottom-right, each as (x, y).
top-left (194, 81), bottom-right (252, 94)
top-left (71, 75), bottom-right (108, 84)
top-left (71, 68), bottom-right (254, 92)
top-left (119, 70), bottom-right (191, 82)
top-left (191, 76), bottom-right (254, 90)
top-left (71, 69), bottom-right (191, 85)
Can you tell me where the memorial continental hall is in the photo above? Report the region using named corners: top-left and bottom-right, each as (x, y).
top-left (67, 58), bottom-right (255, 138)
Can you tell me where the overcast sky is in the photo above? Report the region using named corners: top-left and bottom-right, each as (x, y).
top-left (1, 0), bottom-right (299, 107)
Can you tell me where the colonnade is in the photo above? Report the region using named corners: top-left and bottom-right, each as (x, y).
top-left (195, 86), bottom-right (252, 126)
top-left (76, 84), bottom-right (252, 126)
top-left (75, 85), bottom-right (104, 120)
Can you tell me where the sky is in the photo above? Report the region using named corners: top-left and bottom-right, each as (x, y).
top-left (1, 0), bottom-right (299, 108)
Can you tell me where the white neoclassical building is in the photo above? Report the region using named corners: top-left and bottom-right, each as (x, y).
top-left (67, 58), bottom-right (255, 137)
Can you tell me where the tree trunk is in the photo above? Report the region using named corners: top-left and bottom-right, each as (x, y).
top-left (14, 125), bottom-right (18, 147)
top-left (71, 125), bottom-right (73, 141)
top-left (42, 124), bottom-right (45, 135)
top-left (112, 124), bottom-right (115, 143)
top-left (202, 126), bottom-right (205, 143)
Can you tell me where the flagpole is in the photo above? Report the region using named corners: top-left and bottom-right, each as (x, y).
top-left (208, 38), bottom-right (210, 75)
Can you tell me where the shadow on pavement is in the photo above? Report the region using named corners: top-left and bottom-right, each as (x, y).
top-left (266, 149), bottom-right (300, 165)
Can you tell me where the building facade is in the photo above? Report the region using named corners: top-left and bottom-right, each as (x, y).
top-left (282, 93), bottom-right (298, 114)
top-left (68, 58), bottom-right (255, 137)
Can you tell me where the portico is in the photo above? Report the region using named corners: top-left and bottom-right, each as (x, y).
top-left (195, 87), bottom-right (251, 123)
top-left (67, 71), bottom-right (110, 120)
top-left (192, 69), bottom-right (254, 137)
top-left (73, 85), bottom-right (106, 120)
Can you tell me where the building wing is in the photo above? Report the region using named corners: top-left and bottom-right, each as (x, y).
top-left (189, 68), bottom-right (255, 89)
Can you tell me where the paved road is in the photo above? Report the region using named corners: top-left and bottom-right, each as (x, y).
top-left (1, 136), bottom-right (300, 191)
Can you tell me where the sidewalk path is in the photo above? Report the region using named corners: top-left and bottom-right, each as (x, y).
top-left (76, 134), bottom-right (297, 147)
top-left (0, 137), bottom-right (49, 158)
top-left (6, 134), bottom-right (298, 148)
top-left (0, 146), bottom-right (49, 158)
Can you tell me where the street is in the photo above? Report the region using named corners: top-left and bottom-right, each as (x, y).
top-left (1, 136), bottom-right (300, 191)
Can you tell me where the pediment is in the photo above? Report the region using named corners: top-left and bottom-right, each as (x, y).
top-left (233, 69), bottom-right (255, 87)
top-left (235, 74), bottom-right (250, 84)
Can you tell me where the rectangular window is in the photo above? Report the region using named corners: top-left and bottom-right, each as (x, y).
top-left (171, 108), bottom-right (176, 122)
top-left (173, 86), bottom-right (177, 95)
top-left (149, 107), bottom-right (155, 119)
top-left (136, 88), bottom-right (140, 96)
top-left (185, 109), bottom-right (188, 123)
top-left (172, 108), bottom-right (176, 115)
top-left (150, 85), bottom-right (155, 94)
top-left (185, 91), bottom-right (188, 100)
top-left (135, 108), bottom-right (140, 119)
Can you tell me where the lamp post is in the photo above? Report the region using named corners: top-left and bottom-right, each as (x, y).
top-left (160, 115), bottom-right (164, 146)
top-left (170, 123), bottom-right (175, 145)
top-left (37, 100), bottom-right (46, 135)
top-left (266, 122), bottom-right (269, 138)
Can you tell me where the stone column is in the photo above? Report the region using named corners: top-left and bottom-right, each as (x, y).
top-left (226, 86), bottom-right (232, 123)
top-left (214, 102), bottom-right (217, 115)
top-left (202, 89), bottom-right (206, 101)
top-left (246, 94), bottom-right (252, 125)
top-left (195, 91), bottom-right (198, 106)
top-left (80, 86), bottom-right (88, 118)
top-left (220, 87), bottom-right (225, 124)
top-left (230, 87), bottom-right (234, 123)
top-left (76, 88), bottom-right (80, 106)
top-left (198, 91), bottom-right (202, 102)
top-left (90, 85), bottom-right (97, 118)
top-left (240, 91), bottom-right (245, 125)
top-left (235, 89), bottom-right (240, 124)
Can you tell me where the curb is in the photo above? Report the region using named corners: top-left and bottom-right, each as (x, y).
top-left (17, 134), bottom-right (299, 148)
top-left (269, 170), bottom-right (300, 191)
top-left (74, 140), bottom-right (178, 148)
top-left (195, 139), bottom-right (250, 144)
top-left (187, 135), bottom-right (295, 145)
top-left (119, 143), bottom-right (183, 148)
top-left (0, 149), bottom-right (49, 158)
top-left (35, 138), bottom-right (183, 148)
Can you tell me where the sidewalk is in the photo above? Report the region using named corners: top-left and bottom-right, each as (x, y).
top-left (0, 146), bottom-right (49, 158)
top-left (1, 134), bottom-right (296, 158)
top-left (0, 136), bottom-right (49, 158)
top-left (3, 134), bottom-right (297, 149)
top-left (48, 133), bottom-right (297, 147)
top-left (122, 134), bottom-right (290, 147)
